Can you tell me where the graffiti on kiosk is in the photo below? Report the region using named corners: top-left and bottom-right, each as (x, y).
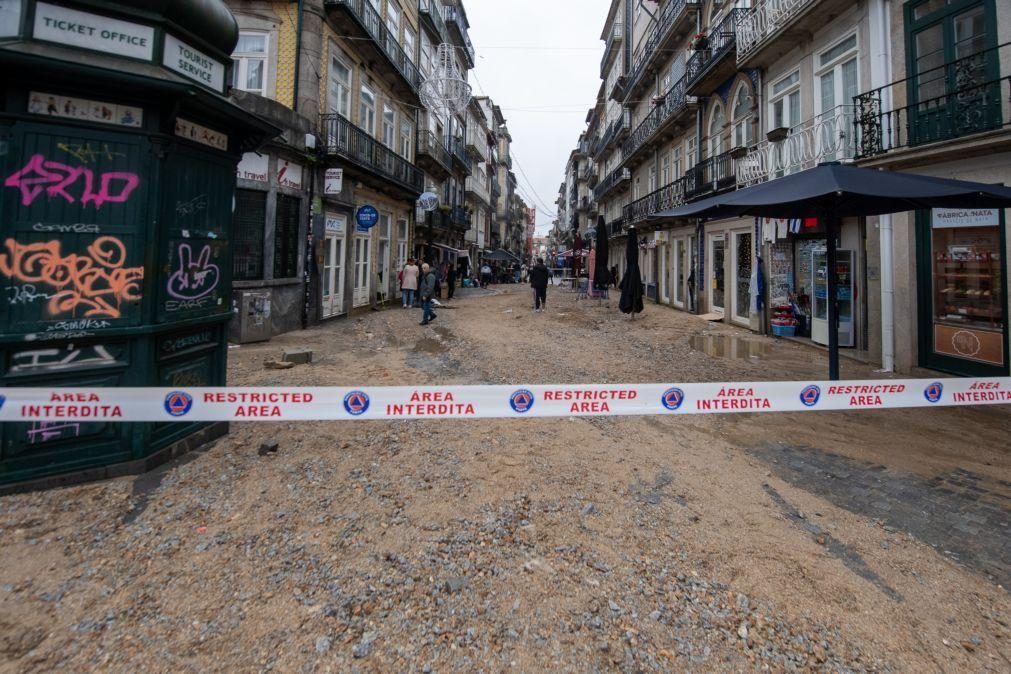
top-left (56, 142), bottom-right (126, 165)
top-left (0, 236), bottom-right (144, 319)
top-left (32, 223), bottom-right (101, 234)
top-left (175, 194), bottom-right (208, 217)
top-left (165, 297), bottom-right (213, 312)
top-left (167, 243), bottom-right (220, 300)
top-left (10, 344), bottom-right (120, 373)
top-left (26, 421), bottom-right (83, 445)
top-left (45, 319), bottom-right (112, 332)
top-left (9, 284), bottom-right (55, 306)
top-left (4, 154), bottom-right (139, 208)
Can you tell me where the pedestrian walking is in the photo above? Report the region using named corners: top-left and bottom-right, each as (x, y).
top-left (521, 262), bottom-right (529, 283)
top-left (419, 263), bottom-right (438, 325)
top-left (529, 257), bottom-right (549, 312)
top-left (401, 258), bottom-right (420, 308)
top-left (446, 263), bottom-right (457, 300)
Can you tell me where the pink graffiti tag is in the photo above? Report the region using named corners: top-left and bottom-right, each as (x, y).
top-left (167, 243), bottom-right (220, 300)
top-left (4, 154), bottom-right (139, 208)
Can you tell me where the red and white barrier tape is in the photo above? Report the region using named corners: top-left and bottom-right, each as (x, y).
top-left (1, 378), bottom-right (1009, 422)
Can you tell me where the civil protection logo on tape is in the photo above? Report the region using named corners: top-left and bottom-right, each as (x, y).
top-left (800, 385), bottom-right (821, 407)
top-left (164, 391), bottom-right (194, 417)
top-left (0, 394), bottom-right (5, 412)
top-left (923, 382), bottom-right (944, 403)
top-left (661, 387), bottom-right (685, 411)
top-left (344, 391), bottom-right (370, 416)
top-left (509, 389), bottom-right (534, 413)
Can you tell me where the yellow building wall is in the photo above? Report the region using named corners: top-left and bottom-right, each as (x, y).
top-left (272, 2), bottom-right (298, 109)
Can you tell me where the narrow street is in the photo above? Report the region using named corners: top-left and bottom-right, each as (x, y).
top-left (2, 287), bottom-right (1009, 672)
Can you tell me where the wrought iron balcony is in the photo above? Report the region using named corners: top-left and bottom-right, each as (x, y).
top-left (737, 106), bottom-right (856, 187)
top-left (737, 0), bottom-right (855, 67)
top-left (450, 205), bottom-right (471, 228)
top-left (608, 215), bottom-right (628, 239)
top-left (624, 175), bottom-right (689, 226)
top-left (593, 166), bottom-right (631, 201)
top-left (593, 110), bottom-right (632, 159)
top-left (854, 43), bottom-right (1011, 161)
top-left (685, 8), bottom-right (745, 95)
top-left (324, 0), bottom-right (421, 96)
top-left (451, 137), bottom-right (473, 174)
top-left (443, 5), bottom-right (476, 68)
top-left (418, 0), bottom-right (447, 43)
top-left (416, 130), bottom-right (453, 177)
top-left (620, 0), bottom-right (701, 101)
top-left (600, 20), bottom-right (623, 78)
top-left (320, 113), bottom-right (424, 195)
top-left (622, 76), bottom-right (696, 168)
top-left (684, 150), bottom-right (736, 201)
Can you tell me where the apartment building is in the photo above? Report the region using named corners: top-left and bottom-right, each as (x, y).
top-left (225, 0), bottom-right (495, 332)
top-left (567, 0), bottom-right (1008, 377)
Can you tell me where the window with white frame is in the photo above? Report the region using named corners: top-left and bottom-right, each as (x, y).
top-left (421, 32), bottom-right (433, 75)
top-left (661, 152), bottom-right (671, 185)
top-left (673, 145), bottom-right (683, 177)
top-left (360, 83), bottom-right (376, 134)
top-left (685, 136), bottom-right (696, 170)
top-left (367, 0), bottom-right (381, 13)
top-left (708, 104), bottom-right (726, 156)
top-left (648, 164), bottom-right (657, 192)
top-left (382, 103), bottom-right (396, 147)
top-left (397, 219), bottom-right (408, 271)
top-left (817, 34), bottom-right (858, 117)
top-left (770, 70), bottom-right (801, 130)
top-left (400, 119), bottom-right (413, 159)
top-left (386, 0), bottom-right (401, 37)
top-left (232, 32), bottom-right (268, 95)
top-left (327, 47), bottom-right (352, 117)
top-left (732, 84), bottom-right (754, 148)
top-left (404, 25), bottom-right (416, 60)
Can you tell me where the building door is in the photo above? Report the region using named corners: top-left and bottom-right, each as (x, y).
top-left (322, 232), bottom-right (345, 318)
top-left (353, 233), bottom-right (371, 307)
top-left (708, 234), bottom-right (726, 316)
top-left (906, 0), bottom-right (998, 146)
top-left (673, 238), bottom-right (686, 308)
top-left (732, 230), bottom-right (753, 324)
top-left (659, 244), bottom-right (670, 304)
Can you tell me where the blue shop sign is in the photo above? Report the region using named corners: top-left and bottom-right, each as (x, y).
top-left (356, 205), bottom-right (379, 231)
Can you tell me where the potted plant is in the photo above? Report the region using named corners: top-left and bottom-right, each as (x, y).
top-left (691, 32), bottom-right (709, 50)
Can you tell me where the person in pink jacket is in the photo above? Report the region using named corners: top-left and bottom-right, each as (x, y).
top-left (400, 258), bottom-right (420, 308)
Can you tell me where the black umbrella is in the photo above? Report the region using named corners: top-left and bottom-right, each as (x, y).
top-left (619, 228), bottom-right (643, 317)
top-left (653, 162), bottom-right (1011, 379)
top-left (593, 215), bottom-right (610, 292)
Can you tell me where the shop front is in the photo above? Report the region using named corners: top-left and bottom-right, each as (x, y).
top-left (704, 218), bottom-right (755, 327)
top-left (916, 208), bottom-right (1008, 376)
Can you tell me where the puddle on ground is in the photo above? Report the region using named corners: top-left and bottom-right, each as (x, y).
top-left (414, 337), bottom-right (446, 355)
top-left (690, 334), bottom-right (774, 360)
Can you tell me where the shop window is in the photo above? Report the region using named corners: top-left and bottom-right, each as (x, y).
top-left (233, 189), bottom-right (266, 280)
top-left (232, 32), bottom-right (268, 96)
top-left (274, 194), bottom-right (300, 279)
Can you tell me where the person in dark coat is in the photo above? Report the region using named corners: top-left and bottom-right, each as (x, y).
top-left (418, 263), bottom-right (438, 326)
top-left (446, 263), bottom-right (457, 300)
top-left (529, 258), bottom-right (550, 312)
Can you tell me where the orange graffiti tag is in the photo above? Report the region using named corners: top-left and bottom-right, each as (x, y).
top-left (0, 237), bottom-right (144, 319)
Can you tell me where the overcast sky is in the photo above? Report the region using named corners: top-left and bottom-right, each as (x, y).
top-left (465, 0), bottom-right (612, 235)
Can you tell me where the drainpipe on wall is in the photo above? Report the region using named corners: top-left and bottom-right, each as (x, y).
top-left (292, 0), bottom-right (304, 107)
top-left (870, 0), bottom-right (895, 371)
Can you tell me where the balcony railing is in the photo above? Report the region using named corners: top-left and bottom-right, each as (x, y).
top-left (738, 106), bottom-right (856, 187)
top-left (466, 173), bottom-right (490, 204)
top-left (451, 137), bottom-right (473, 174)
top-left (325, 0), bottom-right (421, 91)
top-left (593, 166), bottom-right (631, 201)
top-left (685, 150), bottom-right (736, 201)
top-left (608, 215), bottom-right (628, 238)
top-left (624, 176), bottom-right (689, 225)
top-left (737, 0), bottom-right (816, 64)
top-left (451, 206), bottom-right (470, 228)
top-left (416, 130), bottom-right (453, 174)
top-left (600, 20), bottom-right (624, 77)
top-left (593, 110), bottom-right (632, 158)
top-left (466, 129), bottom-right (487, 160)
top-left (443, 5), bottom-right (476, 68)
top-left (419, 0), bottom-right (447, 42)
top-left (622, 76), bottom-right (694, 164)
top-left (854, 43), bottom-right (1011, 160)
top-left (320, 113), bottom-right (424, 193)
top-left (622, 0), bottom-right (700, 96)
top-left (685, 8), bottom-right (745, 90)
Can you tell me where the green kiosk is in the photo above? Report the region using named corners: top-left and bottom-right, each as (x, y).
top-left (0, 0), bottom-right (278, 490)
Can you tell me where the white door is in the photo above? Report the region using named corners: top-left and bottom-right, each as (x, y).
top-left (708, 234), bottom-right (726, 316)
top-left (673, 238), bottom-right (686, 308)
top-left (322, 234), bottom-right (345, 318)
top-left (659, 245), bottom-right (670, 303)
top-left (353, 234), bottom-right (371, 307)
